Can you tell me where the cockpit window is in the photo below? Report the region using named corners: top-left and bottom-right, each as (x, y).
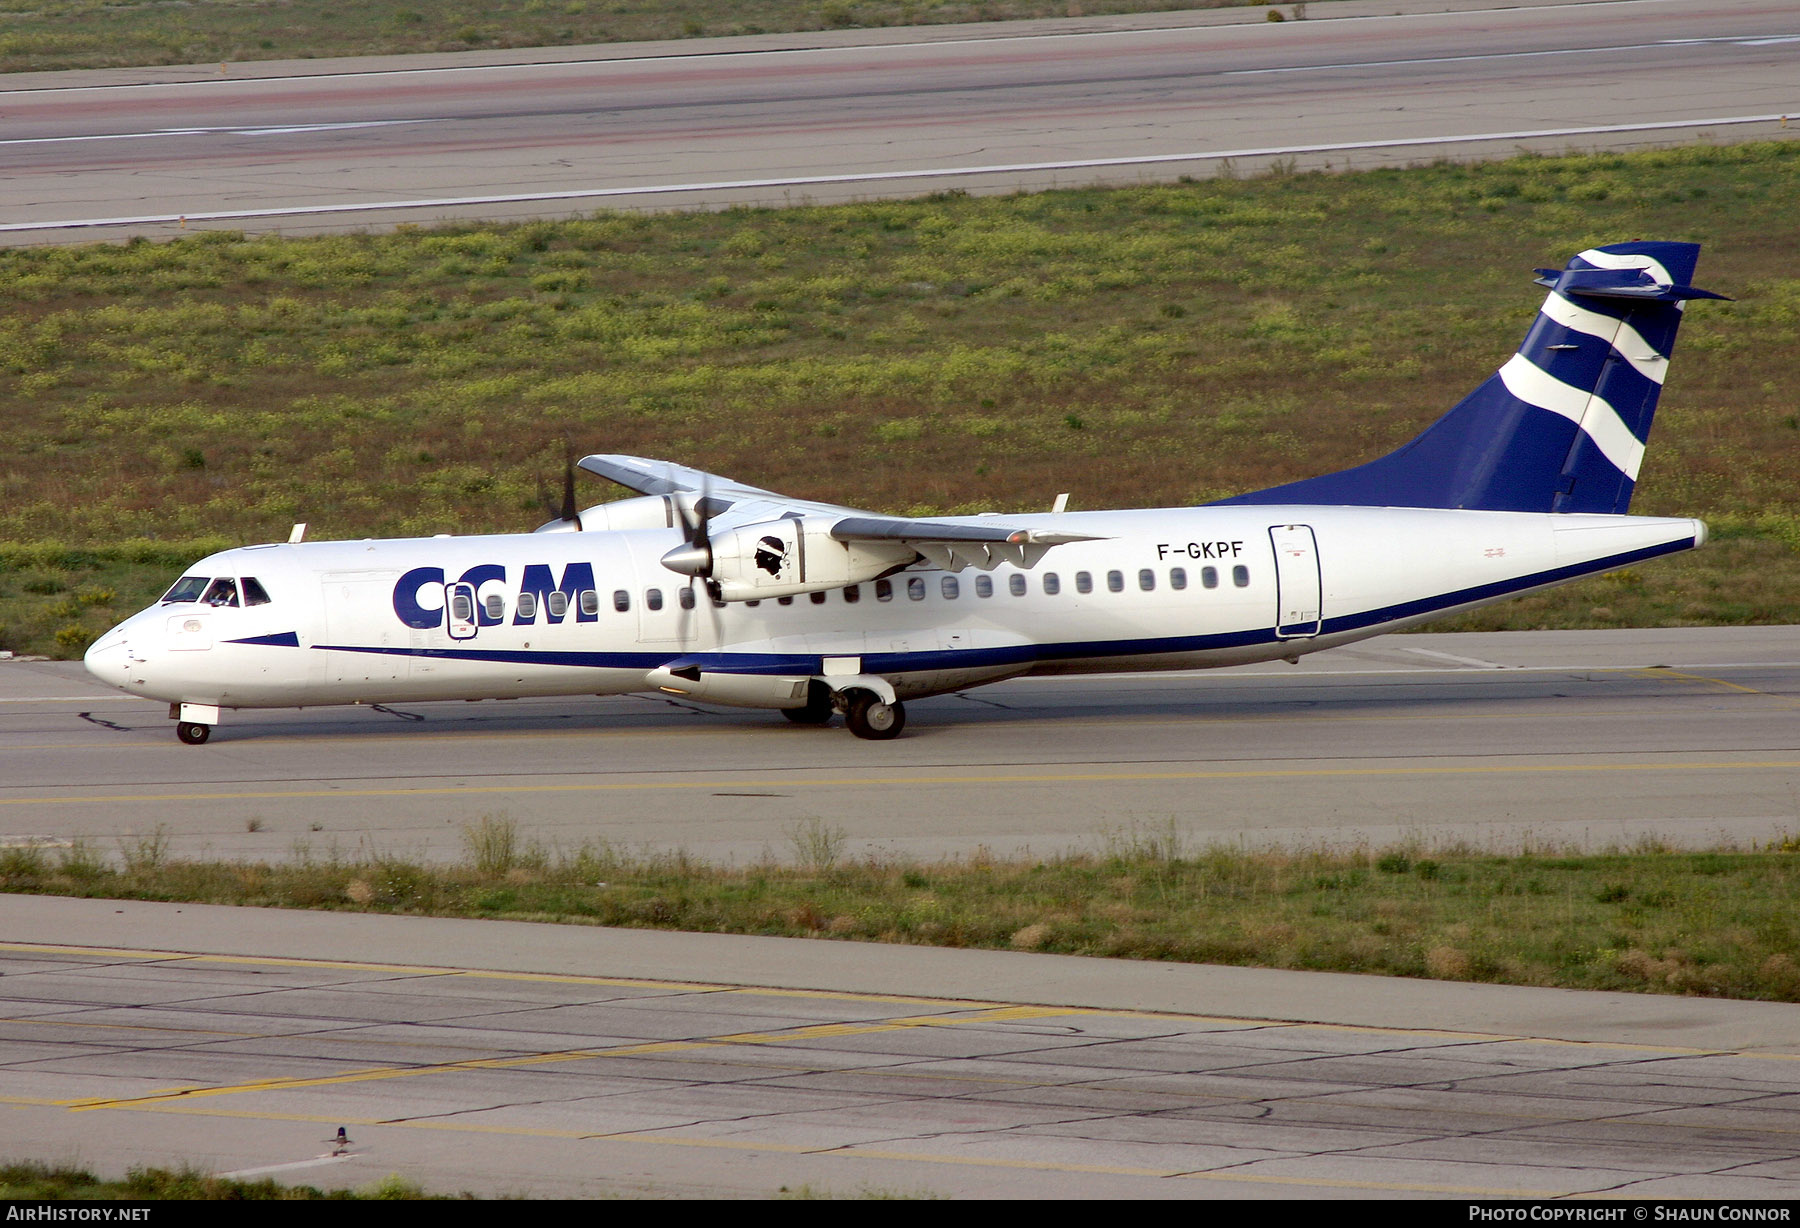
top-left (162, 576), bottom-right (210, 604)
top-left (242, 577), bottom-right (271, 606)
top-left (201, 578), bottom-right (240, 607)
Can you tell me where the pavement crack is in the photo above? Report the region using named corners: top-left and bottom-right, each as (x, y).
top-left (952, 691), bottom-right (1016, 711)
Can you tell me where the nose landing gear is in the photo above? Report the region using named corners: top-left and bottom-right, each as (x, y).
top-left (171, 702), bottom-right (221, 745)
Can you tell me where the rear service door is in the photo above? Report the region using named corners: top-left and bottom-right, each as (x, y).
top-left (1269, 524), bottom-right (1322, 639)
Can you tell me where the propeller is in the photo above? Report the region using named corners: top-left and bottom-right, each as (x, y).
top-left (532, 445), bottom-right (585, 534)
top-left (661, 481), bottom-right (716, 582)
top-left (661, 471), bottom-right (725, 648)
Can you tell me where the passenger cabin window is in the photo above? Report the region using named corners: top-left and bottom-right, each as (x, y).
top-left (162, 576), bottom-right (210, 604)
top-left (202, 578), bottom-right (240, 607)
top-left (778, 595), bottom-right (794, 606)
top-left (484, 593), bottom-right (505, 622)
top-left (907, 577), bottom-right (926, 601)
top-left (1043, 573), bottom-right (1061, 596)
top-left (577, 590), bottom-right (596, 617)
top-left (242, 577), bottom-right (272, 606)
top-left (1009, 574), bottom-right (1026, 596)
top-left (810, 591), bottom-right (827, 605)
top-left (875, 579), bottom-right (894, 602)
top-left (613, 589), bottom-right (630, 612)
top-left (941, 575), bottom-right (960, 600)
top-left (1233, 565), bottom-right (1250, 587)
top-left (1075, 571), bottom-right (1092, 594)
top-left (843, 585), bottom-right (860, 604)
top-left (1138, 569), bottom-right (1155, 592)
top-left (1106, 570), bottom-right (1124, 593)
top-left (1201, 566), bottom-right (1219, 590)
top-left (546, 591), bottom-right (567, 618)
top-left (451, 590), bottom-right (475, 622)
top-left (975, 575), bottom-right (992, 598)
top-left (516, 592), bottom-right (538, 621)
top-left (1170, 567), bottom-right (1187, 591)
top-left (646, 588), bottom-right (663, 612)
top-left (678, 586), bottom-right (695, 610)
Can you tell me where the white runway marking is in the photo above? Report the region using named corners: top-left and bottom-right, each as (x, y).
top-left (3, 112), bottom-right (1788, 235)
top-left (218, 1155), bottom-right (356, 1179)
top-left (0, 120), bottom-right (432, 148)
top-left (1396, 647), bottom-right (1509, 669)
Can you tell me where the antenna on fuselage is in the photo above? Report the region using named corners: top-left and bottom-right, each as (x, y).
top-left (1051, 493), bottom-right (1069, 515)
top-left (288, 523), bottom-right (307, 543)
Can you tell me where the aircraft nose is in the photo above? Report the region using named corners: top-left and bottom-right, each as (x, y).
top-left (83, 625), bottom-right (131, 689)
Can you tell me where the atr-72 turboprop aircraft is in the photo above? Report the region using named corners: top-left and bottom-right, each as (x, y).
top-left (85, 241), bottom-right (1722, 744)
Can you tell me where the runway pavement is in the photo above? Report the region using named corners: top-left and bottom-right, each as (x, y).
top-left (5, 626), bottom-right (1799, 1197)
top-left (3, 0), bottom-right (1797, 243)
top-left (4, 896), bottom-right (1800, 1199)
top-left (4, 627), bottom-right (1798, 865)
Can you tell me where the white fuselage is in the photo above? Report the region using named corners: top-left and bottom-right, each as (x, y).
top-left (83, 504), bottom-right (1705, 715)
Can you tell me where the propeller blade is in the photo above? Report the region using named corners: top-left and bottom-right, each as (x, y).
top-left (559, 448), bottom-right (580, 529)
top-left (661, 464), bottom-right (716, 578)
top-left (532, 441), bottom-right (586, 534)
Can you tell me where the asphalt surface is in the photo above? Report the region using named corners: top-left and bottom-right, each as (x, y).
top-left (4, 896), bottom-right (1800, 1199)
top-left (5, 628), bottom-right (1798, 865)
top-left (4, 0), bottom-right (1797, 243)
top-left (6, 628), bottom-right (1799, 1197)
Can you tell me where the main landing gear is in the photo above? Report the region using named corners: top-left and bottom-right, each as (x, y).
top-left (780, 682), bottom-right (907, 740)
top-left (781, 680), bottom-right (835, 726)
top-left (842, 688), bottom-right (905, 741)
top-left (175, 721), bottom-right (211, 745)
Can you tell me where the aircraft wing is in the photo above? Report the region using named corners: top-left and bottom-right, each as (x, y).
top-left (578, 454), bottom-right (802, 506)
top-left (828, 516), bottom-right (1101, 572)
top-left (580, 453), bottom-right (1102, 570)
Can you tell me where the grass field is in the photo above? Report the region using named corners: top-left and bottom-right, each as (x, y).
top-left (7, 819), bottom-right (1800, 1001)
top-left (0, 0), bottom-right (1282, 74)
top-left (0, 1160), bottom-right (443, 1200)
top-left (3, 141), bottom-right (1797, 657)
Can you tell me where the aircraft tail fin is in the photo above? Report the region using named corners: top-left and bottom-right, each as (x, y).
top-left (1214, 241), bottom-right (1724, 515)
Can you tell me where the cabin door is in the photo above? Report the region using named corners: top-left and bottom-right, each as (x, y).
top-left (1269, 524), bottom-right (1322, 639)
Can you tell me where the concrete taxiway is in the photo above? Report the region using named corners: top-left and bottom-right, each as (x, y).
top-left (4, 627), bottom-right (1797, 865)
top-left (3, 0), bottom-right (1796, 243)
top-left (4, 895), bottom-right (1800, 1199)
top-left (4, 627), bottom-right (1798, 1197)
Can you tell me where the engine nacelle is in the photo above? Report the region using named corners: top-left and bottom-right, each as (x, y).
top-left (535, 494), bottom-right (677, 534)
top-left (576, 495), bottom-right (676, 532)
top-left (704, 518), bottom-right (911, 601)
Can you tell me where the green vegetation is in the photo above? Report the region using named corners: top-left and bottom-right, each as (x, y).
top-left (4, 141), bottom-right (1799, 657)
top-left (0, 1160), bottom-right (446, 1199)
top-left (0, 0), bottom-right (1282, 74)
top-left (7, 818), bottom-right (1800, 1002)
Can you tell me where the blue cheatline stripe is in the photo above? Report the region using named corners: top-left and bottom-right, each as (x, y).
top-left (291, 535), bottom-right (1695, 680)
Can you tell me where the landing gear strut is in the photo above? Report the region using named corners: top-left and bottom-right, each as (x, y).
top-left (841, 689), bottom-right (905, 741)
top-left (175, 721), bottom-right (212, 745)
top-left (781, 680), bottom-right (835, 725)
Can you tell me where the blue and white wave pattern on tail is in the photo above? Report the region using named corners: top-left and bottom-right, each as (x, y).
top-left (1213, 240), bottom-right (1720, 516)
